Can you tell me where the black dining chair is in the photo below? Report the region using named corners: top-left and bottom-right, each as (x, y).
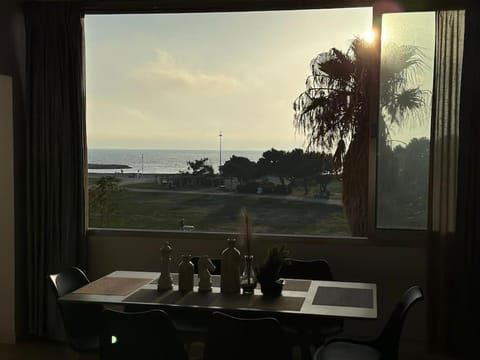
top-left (280, 258), bottom-right (333, 281)
top-left (203, 311), bottom-right (293, 360)
top-left (279, 259), bottom-right (344, 359)
top-left (124, 257), bottom-right (222, 346)
top-left (314, 286), bottom-right (424, 360)
top-left (164, 256), bottom-right (222, 342)
top-left (48, 267), bottom-right (103, 353)
top-left (100, 309), bottom-right (189, 360)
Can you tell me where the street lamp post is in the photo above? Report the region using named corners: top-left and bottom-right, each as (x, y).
top-left (219, 131), bottom-right (223, 175)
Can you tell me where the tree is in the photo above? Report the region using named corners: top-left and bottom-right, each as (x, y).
top-left (89, 176), bottom-right (120, 227)
top-left (400, 137), bottom-right (430, 190)
top-left (221, 156), bottom-right (257, 184)
top-left (298, 151), bottom-right (336, 195)
top-left (256, 148), bottom-right (335, 194)
top-left (377, 137), bottom-right (430, 228)
top-left (186, 158), bottom-right (214, 176)
top-left (257, 149), bottom-right (288, 186)
top-left (293, 38), bottom-right (427, 235)
top-left (278, 149), bottom-right (323, 193)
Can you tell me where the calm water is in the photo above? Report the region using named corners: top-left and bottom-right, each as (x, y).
top-left (88, 149), bottom-right (263, 174)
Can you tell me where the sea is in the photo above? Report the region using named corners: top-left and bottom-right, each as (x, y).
top-left (88, 149), bottom-right (264, 174)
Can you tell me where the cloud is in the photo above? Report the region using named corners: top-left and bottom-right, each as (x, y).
top-left (129, 50), bottom-right (241, 93)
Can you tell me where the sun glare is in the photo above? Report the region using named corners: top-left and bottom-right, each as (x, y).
top-left (362, 29), bottom-right (375, 43)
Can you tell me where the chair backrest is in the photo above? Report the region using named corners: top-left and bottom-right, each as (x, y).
top-left (100, 309), bottom-right (189, 360)
top-left (204, 311), bottom-right (293, 360)
top-left (374, 286), bottom-right (424, 359)
top-left (48, 267), bottom-right (102, 351)
top-left (191, 256), bottom-right (222, 275)
top-left (279, 258), bottom-right (333, 280)
top-left (48, 267), bottom-right (90, 298)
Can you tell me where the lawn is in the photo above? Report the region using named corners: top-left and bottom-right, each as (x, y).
top-left (89, 188), bottom-right (350, 236)
top-left (125, 176), bottom-right (344, 201)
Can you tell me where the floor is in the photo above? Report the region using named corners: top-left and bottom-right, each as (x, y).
top-left (0, 339), bottom-right (455, 360)
top-left (2, 340), bottom-right (282, 360)
top-left (0, 340), bottom-right (211, 360)
top-left (0, 340), bottom-right (94, 360)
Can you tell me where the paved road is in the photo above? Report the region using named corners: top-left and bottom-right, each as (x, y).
top-left (125, 187), bottom-right (343, 206)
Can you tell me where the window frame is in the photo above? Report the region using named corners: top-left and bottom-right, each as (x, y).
top-left (83, 0), bottom-right (461, 248)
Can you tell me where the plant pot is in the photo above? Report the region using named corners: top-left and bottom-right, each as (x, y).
top-left (259, 279), bottom-right (284, 297)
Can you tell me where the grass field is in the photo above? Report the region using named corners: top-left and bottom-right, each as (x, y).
top-left (89, 186), bottom-right (350, 236)
top-left (120, 177), bottom-right (344, 201)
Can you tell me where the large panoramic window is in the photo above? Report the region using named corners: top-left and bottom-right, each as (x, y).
top-left (85, 9), bottom-right (375, 236)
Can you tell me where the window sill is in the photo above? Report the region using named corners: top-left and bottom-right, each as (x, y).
top-left (87, 228), bottom-right (428, 248)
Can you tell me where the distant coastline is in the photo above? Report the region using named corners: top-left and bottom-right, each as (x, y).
top-left (88, 163), bottom-right (132, 170)
top-left (88, 148), bottom-right (264, 174)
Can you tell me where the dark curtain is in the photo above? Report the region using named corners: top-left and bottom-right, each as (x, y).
top-left (428, 10), bottom-right (464, 356)
top-left (24, 3), bottom-right (86, 338)
top-left (455, 1), bottom-right (480, 357)
top-left (429, 3), bottom-right (480, 358)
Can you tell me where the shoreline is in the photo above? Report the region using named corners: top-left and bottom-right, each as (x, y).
top-left (88, 172), bottom-right (196, 177)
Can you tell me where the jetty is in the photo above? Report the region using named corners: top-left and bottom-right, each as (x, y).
top-left (88, 164), bottom-right (131, 169)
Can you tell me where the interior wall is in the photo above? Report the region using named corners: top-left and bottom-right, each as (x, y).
top-left (88, 232), bottom-right (427, 348)
top-left (0, 0), bottom-right (27, 343)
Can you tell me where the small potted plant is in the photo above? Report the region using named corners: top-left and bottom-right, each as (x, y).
top-left (256, 245), bottom-right (289, 296)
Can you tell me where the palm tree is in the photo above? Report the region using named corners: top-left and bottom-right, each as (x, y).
top-left (293, 38), bottom-right (427, 236)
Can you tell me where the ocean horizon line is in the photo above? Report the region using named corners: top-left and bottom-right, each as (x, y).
top-left (88, 148), bottom-right (269, 152)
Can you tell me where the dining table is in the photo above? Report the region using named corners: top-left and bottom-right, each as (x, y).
top-left (58, 270), bottom-right (377, 327)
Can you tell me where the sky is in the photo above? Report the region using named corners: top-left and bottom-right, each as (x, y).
top-left (85, 8), bottom-right (373, 150)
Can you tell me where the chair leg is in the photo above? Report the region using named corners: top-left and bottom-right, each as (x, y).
top-left (187, 341), bottom-right (205, 360)
top-left (300, 344), bottom-right (312, 360)
top-left (296, 329), bottom-right (313, 360)
top-left (76, 353), bottom-right (99, 360)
